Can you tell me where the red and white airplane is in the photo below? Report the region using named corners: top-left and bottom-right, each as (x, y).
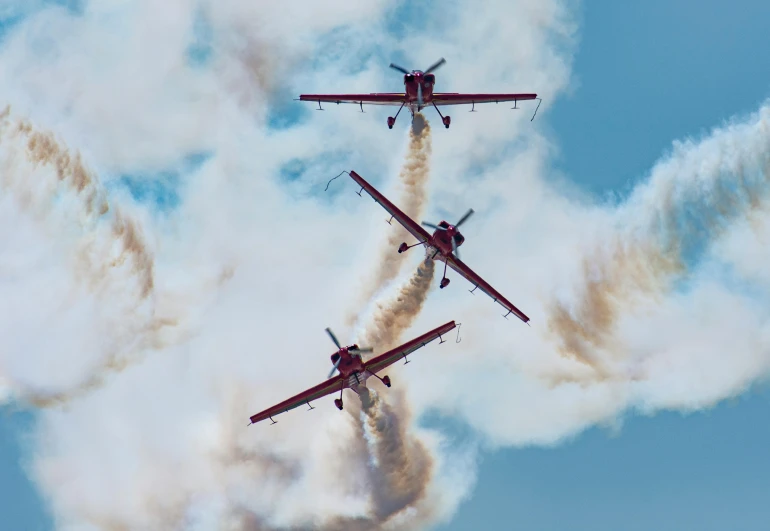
top-left (347, 170), bottom-right (530, 324)
top-left (248, 322), bottom-right (457, 425)
top-left (299, 58), bottom-right (539, 129)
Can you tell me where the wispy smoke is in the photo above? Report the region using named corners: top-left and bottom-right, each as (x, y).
top-left (0, 107), bottom-right (175, 406)
top-left (548, 103), bottom-right (770, 375)
top-left (12, 3), bottom-right (770, 530)
top-left (346, 114), bottom-right (432, 326)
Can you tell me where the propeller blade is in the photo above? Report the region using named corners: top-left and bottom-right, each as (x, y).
top-left (424, 58), bottom-right (446, 74)
top-left (455, 208), bottom-right (475, 227)
top-left (422, 221), bottom-right (446, 230)
top-left (452, 236), bottom-right (460, 260)
top-left (325, 328), bottom-right (342, 350)
top-left (328, 357), bottom-right (341, 379)
top-left (389, 63), bottom-right (410, 75)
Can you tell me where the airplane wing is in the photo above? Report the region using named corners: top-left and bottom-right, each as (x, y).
top-left (248, 374), bottom-right (345, 425)
top-left (365, 321), bottom-right (457, 375)
top-left (348, 170), bottom-right (432, 243)
top-left (432, 93), bottom-right (538, 106)
top-left (444, 255), bottom-right (530, 324)
top-left (299, 93), bottom-right (406, 106)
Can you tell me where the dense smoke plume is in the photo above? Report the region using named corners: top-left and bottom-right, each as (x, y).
top-left (5, 1), bottom-right (770, 530)
top-left (358, 387), bottom-right (433, 522)
top-left (355, 258), bottom-right (436, 353)
top-left (327, 256), bottom-right (438, 528)
top-left (345, 114), bottom-right (432, 326)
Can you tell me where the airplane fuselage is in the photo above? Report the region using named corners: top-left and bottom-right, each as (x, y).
top-left (402, 71), bottom-right (436, 111)
top-left (330, 346), bottom-right (365, 378)
top-left (329, 345), bottom-right (392, 395)
top-left (425, 221), bottom-right (465, 259)
top-left (388, 69), bottom-right (453, 128)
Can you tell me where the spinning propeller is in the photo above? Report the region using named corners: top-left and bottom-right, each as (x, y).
top-left (325, 328), bottom-right (373, 378)
top-left (421, 208), bottom-right (474, 260)
top-left (389, 57), bottom-right (447, 76)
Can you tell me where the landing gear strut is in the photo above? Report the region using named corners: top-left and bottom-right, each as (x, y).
top-left (398, 241), bottom-right (425, 254)
top-left (335, 380), bottom-right (344, 410)
top-left (388, 102), bottom-right (406, 129)
top-left (370, 373), bottom-right (392, 388)
top-left (432, 101), bottom-right (451, 129)
top-left (440, 259), bottom-right (450, 289)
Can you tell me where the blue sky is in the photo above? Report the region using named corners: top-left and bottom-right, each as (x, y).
top-left (3, 1), bottom-right (770, 529)
top-left (436, 2), bottom-right (770, 529)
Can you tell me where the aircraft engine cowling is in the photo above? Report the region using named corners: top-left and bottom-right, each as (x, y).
top-left (331, 352), bottom-right (341, 364)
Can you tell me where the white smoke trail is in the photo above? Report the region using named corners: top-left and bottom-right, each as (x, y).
top-left (0, 107), bottom-right (176, 407)
top-left (548, 103), bottom-right (770, 376)
top-left (311, 258), bottom-right (439, 529)
top-left (358, 387), bottom-right (432, 522)
top-left (17, 90), bottom-right (770, 531)
top-left (345, 115), bottom-right (432, 327)
top-left (355, 258), bottom-right (436, 354)
top-left (12, 2), bottom-right (770, 530)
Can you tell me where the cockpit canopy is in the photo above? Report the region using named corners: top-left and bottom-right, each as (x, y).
top-left (404, 73), bottom-right (435, 85)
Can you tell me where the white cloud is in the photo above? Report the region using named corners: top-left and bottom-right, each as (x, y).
top-left (2, 0), bottom-right (770, 529)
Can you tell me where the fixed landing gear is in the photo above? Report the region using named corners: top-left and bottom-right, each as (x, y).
top-left (370, 373), bottom-right (392, 388)
top-left (439, 258), bottom-right (450, 289)
top-left (398, 241), bottom-right (424, 254)
top-left (388, 102), bottom-right (407, 130)
top-left (335, 380), bottom-right (345, 410)
top-left (432, 101), bottom-right (451, 129)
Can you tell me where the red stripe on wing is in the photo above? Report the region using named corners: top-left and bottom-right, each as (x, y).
top-left (299, 94), bottom-right (406, 106)
top-left (432, 93), bottom-right (537, 106)
top-left (348, 170), bottom-right (432, 243)
top-left (249, 374), bottom-right (344, 425)
top-left (445, 255), bottom-right (530, 324)
top-left (365, 321), bottom-right (457, 375)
